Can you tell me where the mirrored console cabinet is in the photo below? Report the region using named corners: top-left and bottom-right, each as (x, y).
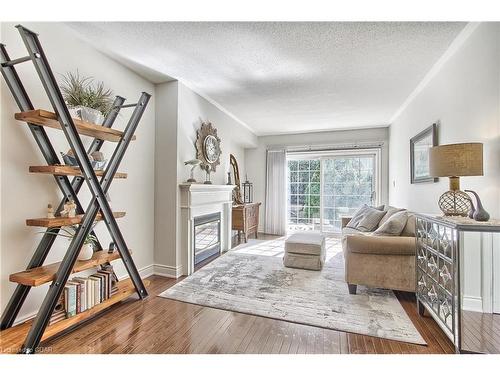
top-left (416, 214), bottom-right (500, 353)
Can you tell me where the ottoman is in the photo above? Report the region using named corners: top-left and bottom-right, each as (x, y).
top-left (284, 232), bottom-right (326, 270)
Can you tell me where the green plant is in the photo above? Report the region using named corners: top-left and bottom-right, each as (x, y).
top-left (60, 71), bottom-right (113, 115)
top-left (42, 224), bottom-right (98, 247)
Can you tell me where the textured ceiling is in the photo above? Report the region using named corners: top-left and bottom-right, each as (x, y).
top-left (67, 22), bottom-right (466, 135)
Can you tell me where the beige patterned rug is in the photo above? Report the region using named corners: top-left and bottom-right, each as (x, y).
top-left (159, 236), bottom-right (425, 345)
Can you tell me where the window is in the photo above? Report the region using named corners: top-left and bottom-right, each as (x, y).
top-left (287, 149), bottom-right (380, 233)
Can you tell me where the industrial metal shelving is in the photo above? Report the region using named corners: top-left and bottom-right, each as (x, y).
top-left (0, 24), bottom-right (151, 353)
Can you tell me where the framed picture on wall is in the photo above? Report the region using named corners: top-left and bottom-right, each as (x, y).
top-left (410, 123), bottom-right (438, 184)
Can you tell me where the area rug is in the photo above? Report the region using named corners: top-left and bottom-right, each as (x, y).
top-left (159, 236), bottom-right (425, 345)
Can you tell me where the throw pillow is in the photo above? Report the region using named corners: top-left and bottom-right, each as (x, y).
top-left (345, 204), bottom-right (378, 228)
top-left (373, 211), bottom-right (409, 236)
top-left (346, 205), bottom-right (369, 229)
top-left (347, 204), bottom-right (386, 232)
top-left (379, 206), bottom-right (405, 227)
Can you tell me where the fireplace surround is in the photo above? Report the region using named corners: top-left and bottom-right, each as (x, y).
top-left (179, 183), bottom-right (234, 275)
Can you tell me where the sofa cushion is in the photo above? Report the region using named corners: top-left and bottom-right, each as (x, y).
top-left (344, 234), bottom-right (416, 256)
top-left (347, 204), bottom-right (386, 232)
top-left (379, 206), bottom-right (406, 227)
top-left (373, 211), bottom-right (408, 236)
top-left (285, 232), bottom-right (325, 256)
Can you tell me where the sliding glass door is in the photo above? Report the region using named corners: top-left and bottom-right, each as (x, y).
top-left (321, 155), bottom-right (376, 232)
top-left (287, 150), bottom-right (379, 233)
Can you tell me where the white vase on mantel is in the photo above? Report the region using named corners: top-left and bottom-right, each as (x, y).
top-left (78, 243), bottom-right (94, 261)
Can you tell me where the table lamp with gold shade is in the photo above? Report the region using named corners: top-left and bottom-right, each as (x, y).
top-left (429, 143), bottom-right (483, 216)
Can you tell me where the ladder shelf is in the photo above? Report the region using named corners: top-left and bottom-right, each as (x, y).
top-left (0, 25), bottom-right (151, 353)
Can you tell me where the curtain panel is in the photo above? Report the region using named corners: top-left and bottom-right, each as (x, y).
top-left (265, 148), bottom-right (287, 235)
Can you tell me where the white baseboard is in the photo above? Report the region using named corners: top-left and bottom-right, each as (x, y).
top-left (153, 263), bottom-right (183, 278)
top-left (11, 311), bottom-right (37, 327)
top-left (117, 264), bottom-right (155, 281)
top-left (120, 263), bottom-right (183, 279)
top-left (463, 295), bottom-right (483, 312)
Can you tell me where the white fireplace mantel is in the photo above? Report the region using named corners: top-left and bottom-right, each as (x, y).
top-left (179, 183), bottom-right (235, 275)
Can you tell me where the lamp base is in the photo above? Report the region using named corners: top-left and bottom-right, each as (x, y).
top-left (438, 190), bottom-right (472, 216)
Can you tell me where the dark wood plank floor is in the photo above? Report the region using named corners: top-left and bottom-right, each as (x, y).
top-left (36, 274), bottom-right (455, 354)
top-left (462, 310), bottom-right (500, 354)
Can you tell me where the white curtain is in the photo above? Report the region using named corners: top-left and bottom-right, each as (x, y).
top-left (265, 148), bottom-right (287, 235)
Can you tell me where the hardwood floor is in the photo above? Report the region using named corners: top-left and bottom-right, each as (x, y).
top-left (33, 274), bottom-right (455, 354)
top-left (462, 310), bottom-right (500, 353)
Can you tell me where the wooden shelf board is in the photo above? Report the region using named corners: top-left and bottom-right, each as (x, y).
top-left (26, 211), bottom-right (125, 227)
top-left (29, 165), bottom-right (127, 179)
top-left (9, 250), bottom-right (125, 287)
top-left (15, 109), bottom-right (136, 143)
top-left (0, 279), bottom-right (149, 354)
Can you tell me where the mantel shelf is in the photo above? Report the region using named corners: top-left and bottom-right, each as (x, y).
top-left (0, 278), bottom-right (149, 354)
top-left (9, 250), bottom-right (126, 287)
top-left (26, 211), bottom-right (125, 227)
top-left (15, 109), bottom-right (136, 143)
top-left (29, 165), bottom-right (127, 179)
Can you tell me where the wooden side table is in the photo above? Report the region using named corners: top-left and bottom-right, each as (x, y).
top-left (232, 203), bottom-right (261, 243)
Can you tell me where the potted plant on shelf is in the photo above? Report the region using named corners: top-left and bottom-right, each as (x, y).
top-left (60, 71), bottom-right (113, 125)
top-left (42, 224), bottom-right (99, 261)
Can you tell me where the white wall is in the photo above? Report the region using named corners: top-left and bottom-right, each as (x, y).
top-left (177, 82), bottom-right (257, 187)
top-left (154, 81), bottom-right (257, 275)
top-left (245, 127), bottom-right (389, 232)
top-left (0, 22), bottom-right (156, 322)
top-left (388, 22), bottom-right (500, 312)
top-left (389, 23), bottom-right (500, 216)
top-left (154, 81), bottom-right (178, 270)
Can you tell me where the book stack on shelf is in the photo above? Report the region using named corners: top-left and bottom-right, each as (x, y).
top-left (49, 266), bottom-right (118, 323)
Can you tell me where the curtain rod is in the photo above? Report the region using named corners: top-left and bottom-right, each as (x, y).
top-left (268, 141), bottom-right (384, 153)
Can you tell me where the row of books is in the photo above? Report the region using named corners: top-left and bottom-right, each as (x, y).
top-left (50, 269), bottom-right (118, 325)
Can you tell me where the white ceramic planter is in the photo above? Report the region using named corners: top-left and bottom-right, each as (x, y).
top-left (68, 105), bottom-right (105, 125)
top-left (78, 243), bottom-right (94, 261)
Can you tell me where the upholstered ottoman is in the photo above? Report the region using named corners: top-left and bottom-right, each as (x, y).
top-left (284, 232), bottom-right (326, 271)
